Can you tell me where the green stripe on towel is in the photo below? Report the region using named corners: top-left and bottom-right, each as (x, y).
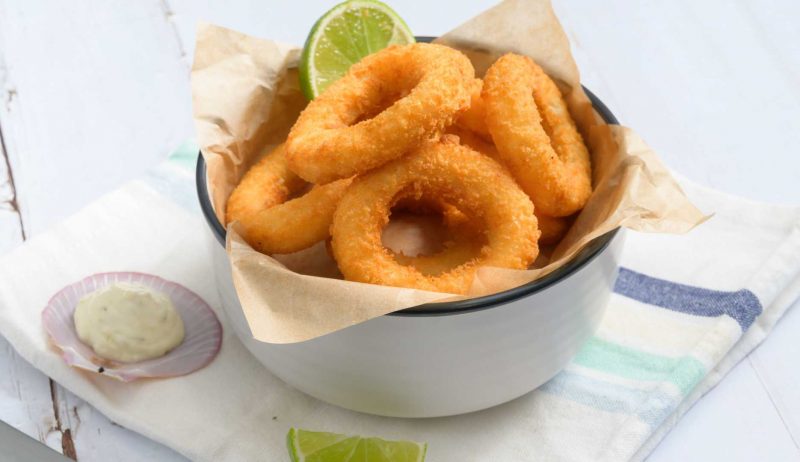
top-left (574, 337), bottom-right (705, 395)
top-left (167, 140), bottom-right (200, 172)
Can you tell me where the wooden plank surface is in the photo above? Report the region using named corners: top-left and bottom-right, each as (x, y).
top-left (0, 20), bottom-right (63, 456)
top-left (0, 0), bottom-right (798, 460)
top-left (0, 0), bottom-right (192, 234)
top-left (555, 0), bottom-right (800, 205)
top-left (0, 0), bottom-right (190, 460)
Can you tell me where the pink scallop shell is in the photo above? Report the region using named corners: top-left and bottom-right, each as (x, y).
top-left (42, 272), bottom-right (222, 382)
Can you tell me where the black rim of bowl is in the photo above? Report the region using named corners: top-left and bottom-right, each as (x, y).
top-left (195, 36), bottom-right (621, 317)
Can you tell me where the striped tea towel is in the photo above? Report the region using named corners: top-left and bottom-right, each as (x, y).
top-left (0, 142), bottom-right (798, 462)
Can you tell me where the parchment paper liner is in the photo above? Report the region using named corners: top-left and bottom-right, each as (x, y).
top-left (192, 0), bottom-right (708, 343)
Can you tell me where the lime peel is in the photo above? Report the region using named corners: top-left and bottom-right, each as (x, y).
top-left (300, 0), bottom-right (415, 100)
top-left (287, 427), bottom-right (427, 462)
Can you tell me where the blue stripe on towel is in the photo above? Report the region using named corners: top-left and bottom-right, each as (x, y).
top-left (614, 268), bottom-right (762, 330)
top-left (540, 371), bottom-right (676, 429)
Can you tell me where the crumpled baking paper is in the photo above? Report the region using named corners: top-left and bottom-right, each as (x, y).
top-left (192, 0), bottom-right (707, 343)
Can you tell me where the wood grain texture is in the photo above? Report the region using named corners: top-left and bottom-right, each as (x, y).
top-left (0, 339), bottom-right (60, 451)
top-left (0, 0), bottom-right (191, 460)
top-left (0, 0), bottom-right (798, 461)
top-left (50, 384), bottom-right (184, 462)
top-left (0, 143), bottom-right (24, 254)
top-left (0, 0), bottom-right (193, 236)
top-left (0, 12), bottom-right (59, 456)
top-left (0, 9), bottom-right (24, 255)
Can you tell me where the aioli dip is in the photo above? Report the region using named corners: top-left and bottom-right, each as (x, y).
top-left (73, 282), bottom-right (185, 363)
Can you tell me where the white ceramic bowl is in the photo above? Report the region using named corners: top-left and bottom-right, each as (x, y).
top-left (196, 86), bottom-right (623, 418)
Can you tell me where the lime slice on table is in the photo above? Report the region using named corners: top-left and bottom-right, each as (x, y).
top-left (299, 0), bottom-right (415, 100)
top-left (287, 428), bottom-right (427, 462)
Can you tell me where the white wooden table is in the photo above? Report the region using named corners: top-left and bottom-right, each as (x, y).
top-left (1, 1), bottom-right (798, 460)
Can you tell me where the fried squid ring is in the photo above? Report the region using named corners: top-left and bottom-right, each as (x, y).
top-left (448, 126), bottom-right (571, 245)
top-left (447, 125), bottom-right (496, 159)
top-left (286, 43), bottom-right (475, 184)
top-left (331, 139), bottom-right (539, 294)
top-left (483, 54), bottom-right (592, 217)
top-left (226, 144), bottom-right (352, 254)
top-left (536, 214), bottom-right (571, 245)
top-left (455, 79), bottom-right (491, 140)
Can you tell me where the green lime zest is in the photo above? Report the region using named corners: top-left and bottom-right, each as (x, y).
top-left (287, 427), bottom-right (427, 462)
top-left (299, 0), bottom-right (415, 100)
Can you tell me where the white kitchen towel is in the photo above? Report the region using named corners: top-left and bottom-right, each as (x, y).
top-left (0, 144), bottom-right (799, 462)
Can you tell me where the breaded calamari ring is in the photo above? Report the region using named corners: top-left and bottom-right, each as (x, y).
top-left (331, 139), bottom-right (539, 294)
top-left (483, 54), bottom-right (592, 217)
top-left (536, 214), bottom-right (571, 246)
top-left (455, 79), bottom-right (491, 140)
top-left (447, 126), bottom-right (571, 245)
top-left (286, 43), bottom-right (475, 184)
top-left (446, 124), bottom-right (494, 157)
top-left (226, 144), bottom-right (352, 254)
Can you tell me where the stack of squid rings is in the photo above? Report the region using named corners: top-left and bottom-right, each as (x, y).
top-left (226, 43), bottom-right (592, 295)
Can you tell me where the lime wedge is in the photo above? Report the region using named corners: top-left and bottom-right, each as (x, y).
top-left (299, 0), bottom-right (415, 99)
top-left (287, 428), bottom-right (427, 462)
